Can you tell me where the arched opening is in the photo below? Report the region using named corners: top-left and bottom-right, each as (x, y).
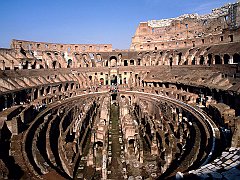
top-left (129, 139), bottom-right (135, 148)
top-left (207, 54), bottom-right (212, 65)
top-left (110, 56), bottom-right (117, 67)
top-left (169, 57), bottom-right (173, 67)
top-left (229, 35), bottom-right (233, 42)
top-left (137, 59), bottom-right (141, 65)
top-left (118, 53), bottom-right (122, 59)
top-left (191, 57), bottom-right (196, 65)
top-left (67, 59), bottom-right (72, 68)
top-left (40, 87), bottom-right (44, 96)
top-left (199, 56), bottom-right (204, 65)
top-left (124, 60), bottom-right (128, 66)
top-left (130, 59), bottom-right (134, 65)
top-left (105, 60), bottom-right (108, 67)
top-left (178, 53), bottom-right (182, 65)
top-left (111, 93), bottom-right (117, 100)
top-left (94, 141), bottom-right (103, 147)
top-left (215, 55), bottom-right (221, 64)
top-left (34, 89), bottom-right (38, 100)
top-left (183, 59), bottom-right (188, 65)
top-left (224, 54), bottom-right (230, 64)
top-left (111, 75), bottom-right (117, 85)
top-left (32, 61), bottom-right (37, 69)
top-left (65, 83), bottom-right (69, 91)
top-left (52, 61), bottom-right (57, 69)
top-left (22, 61), bottom-right (29, 69)
top-left (59, 84), bottom-right (62, 92)
top-left (233, 53), bottom-right (240, 64)
top-left (124, 77), bottom-right (127, 84)
top-left (46, 86), bottom-right (51, 94)
top-left (96, 54), bottom-right (102, 62)
top-left (100, 78), bottom-right (104, 85)
top-left (105, 75), bottom-right (108, 85)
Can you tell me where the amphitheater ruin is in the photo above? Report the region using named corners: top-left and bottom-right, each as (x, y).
top-left (0, 1), bottom-right (240, 180)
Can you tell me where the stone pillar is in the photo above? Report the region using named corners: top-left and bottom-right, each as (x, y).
top-left (12, 93), bottom-right (16, 106)
top-left (31, 90), bottom-right (34, 101)
top-left (0, 60), bottom-right (5, 70)
top-left (28, 62), bottom-right (32, 69)
top-left (229, 57), bottom-right (233, 64)
top-left (44, 87), bottom-right (47, 95)
top-left (35, 63), bottom-right (40, 69)
top-left (178, 113), bottom-right (182, 123)
top-left (151, 138), bottom-right (158, 155)
top-left (4, 95), bottom-right (8, 109)
top-left (10, 60), bottom-right (14, 70)
top-left (19, 63), bottom-right (23, 70)
top-left (50, 86), bottom-right (54, 94)
top-left (108, 75), bottom-right (110, 86)
top-left (38, 88), bottom-right (42, 98)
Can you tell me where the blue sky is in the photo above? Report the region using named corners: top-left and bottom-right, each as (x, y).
top-left (0, 0), bottom-right (237, 49)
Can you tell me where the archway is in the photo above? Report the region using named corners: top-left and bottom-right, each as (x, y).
top-left (67, 59), bottom-right (72, 68)
top-left (177, 52), bottom-right (182, 65)
top-left (52, 60), bottom-right (57, 69)
top-left (111, 75), bottom-right (117, 85)
top-left (199, 56), bottom-right (204, 65)
top-left (124, 60), bottom-right (128, 66)
top-left (215, 55), bottom-right (222, 64)
top-left (169, 57), bottom-right (173, 67)
top-left (100, 78), bottom-right (104, 85)
top-left (223, 54), bottom-right (230, 64)
top-left (191, 57), bottom-right (196, 65)
top-left (124, 77), bottom-right (127, 84)
top-left (110, 56), bottom-right (117, 67)
top-left (207, 54), bottom-right (212, 65)
top-left (129, 139), bottom-right (135, 148)
top-left (130, 59), bottom-right (134, 65)
top-left (233, 53), bottom-right (240, 64)
top-left (137, 59), bottom-right (141, 65)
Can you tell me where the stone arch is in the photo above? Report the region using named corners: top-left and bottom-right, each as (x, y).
top-left (124, 60), bottom-right (128, 66)
top-left (67, 59), bottom-right (72, 68)
top-left (130, 59), bottom-right (135, 65)
top-left (214, 55), bottom-right (222, 64)
top-left (199, 55), bottom-right (205, 65)
top-left (100, 78), bottom-right (104, 85)
top-left (233, 53), bottom-right (240, 64)
top-left (191, 57), bottom-right (196, 65)
top-left (105, 59), bottom-right (109, 67)
top-left (207, 54), bottom-right (213, 65)
top-left (137, 58), bottom-right (141, 65)
top-left (223, 54), bottom-right (230, 64)
top-left (96, 53), bottom-right (102, 61)
top-left (34, 88), bottom-right (38, 100)
top-left (65, 83), bottom-right (69, 91)
top-left (40, 87), bottom-right (44, 96)
top-left (52, 60), bottom-right (58, 69)
top-left (142, 53), bottom-right (151, 66)
top-left (110, 56), bottom-right (117, 67)
top-left (162, 51), bottom-right (170, 65)
top-left (177, 52), bottom-right (182, 65)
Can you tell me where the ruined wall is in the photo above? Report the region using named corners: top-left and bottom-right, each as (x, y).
top-left (131, 2), bottom-right (240, 51)
top-left (11, 39), bottom-right (112, 53)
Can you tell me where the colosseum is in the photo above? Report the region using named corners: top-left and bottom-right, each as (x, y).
top-left (0, 1), bottom-right (240, 180)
